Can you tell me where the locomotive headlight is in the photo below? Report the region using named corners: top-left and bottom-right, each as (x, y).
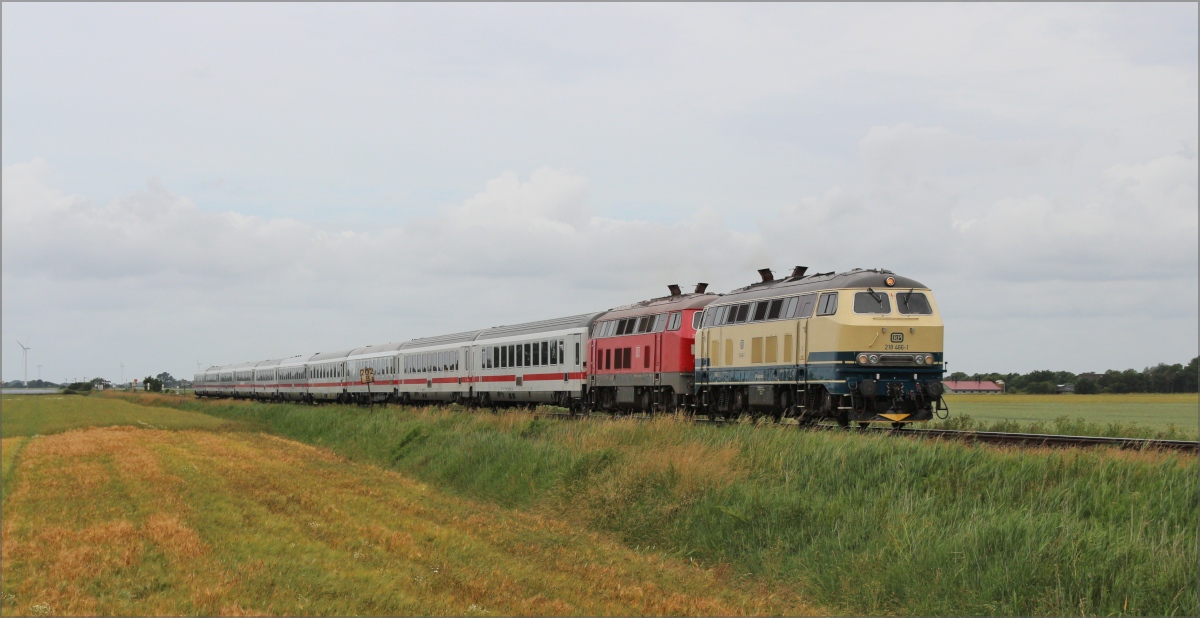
top-left (915, 355), bottom-right (925, 365)
top-left (924, 355), bottom-right (934, 365)
top-left (868, 354), bottom-right (880, 365)
top-left (857, 353), bottom-right (869, 365)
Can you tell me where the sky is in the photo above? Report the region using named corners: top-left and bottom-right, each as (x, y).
top-left (2, 3), bottom-right (1197, 384)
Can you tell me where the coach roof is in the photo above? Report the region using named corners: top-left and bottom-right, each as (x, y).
top-left (475, 312), bottom-right (604, 341)
top-left (714, 268), bottom-right (928, 305)
top-left (348, 341), bottom-right (406, 357)
top-left (307, 349), bottom-right (354, 362)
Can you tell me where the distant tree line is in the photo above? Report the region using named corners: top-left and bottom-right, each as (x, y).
top-left (950, 357), bottom-right (1199, 394)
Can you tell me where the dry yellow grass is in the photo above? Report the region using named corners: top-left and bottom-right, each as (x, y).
top-left (2, 426), bottom-right (817, 616)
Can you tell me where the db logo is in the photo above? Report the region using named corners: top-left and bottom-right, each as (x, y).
top-left (890, 333), bottom-right (904, 343)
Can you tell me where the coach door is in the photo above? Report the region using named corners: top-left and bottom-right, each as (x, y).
top-left (460, 346), bottom-right (471, 392)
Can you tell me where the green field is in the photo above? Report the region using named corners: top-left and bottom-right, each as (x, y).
top-left (0, 393), bottom-right (232, 438)
top-left (90, 392), bottom-right (1199, 616)
top-left (939, 393), bottom-right (1198, 439)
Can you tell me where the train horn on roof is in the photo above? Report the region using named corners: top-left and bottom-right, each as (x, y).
top-left (668, 284), bottom-right (682, 297)
top-left (758, 268), bottom-right (774, 282)
top-left (790, 265), bottom-right (808, 279)
top-left (694, 282), bottom-right (708, 294)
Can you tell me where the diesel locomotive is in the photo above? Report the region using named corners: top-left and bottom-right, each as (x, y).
top-left (194, 266), bottom-right (947, 426)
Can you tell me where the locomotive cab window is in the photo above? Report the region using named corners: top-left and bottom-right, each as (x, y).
top-left (691, 311), bottom-right (702, 330)
top-left (896, 292), bottom-right (933, 315)
top-left (853, 291), bottom-right (891, 314)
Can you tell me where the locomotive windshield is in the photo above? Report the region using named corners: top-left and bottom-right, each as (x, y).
top-left (896, 291), bottom-right (933, 314)
top-left (853, 291), bottom-right (891, 314)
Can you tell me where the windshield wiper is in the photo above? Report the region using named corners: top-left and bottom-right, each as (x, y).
top-left (866, 287), bottom-right (883, 307)
top-left (901, 287), bottom-right (913, 311)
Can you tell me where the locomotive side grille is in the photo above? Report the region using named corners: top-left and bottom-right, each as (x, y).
top-left (878, 354), bottom-right (917, 366)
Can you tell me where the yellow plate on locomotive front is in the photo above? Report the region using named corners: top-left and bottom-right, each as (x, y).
top-left (879, 413), bottom-right (911, 422)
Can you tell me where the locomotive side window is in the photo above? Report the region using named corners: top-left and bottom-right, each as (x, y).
top-left (735, 304), bottom-right (751, 323)
top-left (691, 311), bottom-right (702, 330)
top-left (791, 294), bottom-right (814, 318)
top-left (767, 299), bottom-right (784, 320)
top-left (605, 348), bottom-right (611, 370)
top-left (667, 312), bottom-right (682, 331)
top-left (816, 292), bottom-right (839, 316)
top-left (644, 345), bottom-right (651, 369)
top-left (853, 291), bottom-right (891, 314)
top-left (896, 292), bottom-right (933, 314)
top-left (654, 314), bottom-right (668, 332)
top-left (783, 297), bottom-right (798, 318)
top-left (753, 302), bottom-right (769, 322)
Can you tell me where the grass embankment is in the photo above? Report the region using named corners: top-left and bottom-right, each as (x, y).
top-left (111, 392), bottom-right (1198, 616)
top-left (937, 393), bottom-right (1197, 439)
top-left (1, 399), bottom-right (812, 616)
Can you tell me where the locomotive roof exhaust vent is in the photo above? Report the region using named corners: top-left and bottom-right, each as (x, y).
top-left (758, 268), bottom-right (774, 282)
top-left (668, 284), bottom-right (682, 297)
top-left (694, 282), bottom-right (708, 294)
top-left (790, 265), bottom-right (808, 279)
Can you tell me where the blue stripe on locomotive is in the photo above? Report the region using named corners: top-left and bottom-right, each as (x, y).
top-left (695, 352), bottom-right (944, 395)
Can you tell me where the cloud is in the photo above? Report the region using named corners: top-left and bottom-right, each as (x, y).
top-left (954, 153), bottom-right (1197, 282)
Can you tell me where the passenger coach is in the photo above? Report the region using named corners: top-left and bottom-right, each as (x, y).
top-left (695, 267), bottom-right (946, 426)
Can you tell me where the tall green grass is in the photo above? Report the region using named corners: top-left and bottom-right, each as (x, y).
top-left (112, 394), bottom-right (1199, 616)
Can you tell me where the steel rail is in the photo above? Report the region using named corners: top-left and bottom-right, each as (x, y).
top-left (532, 411), bottom-right (1198, 453)
top-left (877, 427), bottom-right (1199, 452)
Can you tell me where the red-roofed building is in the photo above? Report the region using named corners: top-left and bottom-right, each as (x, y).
top-left (943, 380), bottom-right (1004, 394)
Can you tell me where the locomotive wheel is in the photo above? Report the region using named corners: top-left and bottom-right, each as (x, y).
top-left (892, 421), bottom-right (907, 430)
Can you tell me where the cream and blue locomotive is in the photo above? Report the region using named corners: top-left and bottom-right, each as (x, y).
top-left (693, 267), bottom-right (946, 426)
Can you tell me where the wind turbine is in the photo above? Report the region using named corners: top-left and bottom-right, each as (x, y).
top-left (16, 338), bottom-right (30, 386)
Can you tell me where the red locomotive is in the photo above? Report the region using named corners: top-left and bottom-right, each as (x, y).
top-left (587, 283), bottom-right (718, 412)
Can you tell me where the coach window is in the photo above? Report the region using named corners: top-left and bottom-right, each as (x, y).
top-left (533, 342), bottom-right (540, 366)
top-left (753, 301), bottom-right (769, 322)
top-left (853, 291), bottom-right (891, 314)
top-left (896, 292), bottom-right (933, 315)
top-left (817, 292), bottom-right (839, 316)
top-left (574, 341), bottom-right (579, 366)
top-left (549, 340), bottom-right (558, 365)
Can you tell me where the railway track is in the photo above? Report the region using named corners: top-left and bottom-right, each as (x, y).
top-left (532, 410), bottom-right (1199, 453)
